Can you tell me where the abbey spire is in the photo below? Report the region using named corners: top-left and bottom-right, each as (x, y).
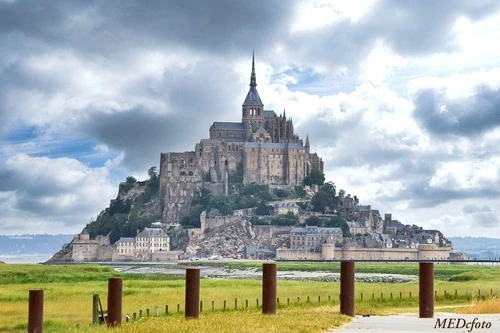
top-left (242, 51), bottom-right (264, 126)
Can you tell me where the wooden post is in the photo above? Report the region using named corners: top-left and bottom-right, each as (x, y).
top-left (107, 278), bottom-right (122, 327)
top-left (185, 268), bottom-right (200, 318)
top-left (262, 263), bottom-right (277, 314)
top-left (92, 294), bottom-right (99, 325)
top-left (28, 290), bottom-right (44, 333)
top-left (340, 261), bottom-right (355, 316)
top-left (419, 262), bottom-right (434, 318)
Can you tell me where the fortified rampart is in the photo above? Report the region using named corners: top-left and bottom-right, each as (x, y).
top-left (276, 244), bottom-right (451, 261)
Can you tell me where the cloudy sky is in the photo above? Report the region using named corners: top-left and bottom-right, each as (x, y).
top-left (0, 0), bottom-right (499, 239)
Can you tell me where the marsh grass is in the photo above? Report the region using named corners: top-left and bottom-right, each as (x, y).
top-left (457, 297), bottom-right (500, 314)
top-left (1, 262), bottom-right (499, 332)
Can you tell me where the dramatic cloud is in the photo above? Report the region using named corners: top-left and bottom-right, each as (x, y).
top-left (0, 154), bottom-right (116, 234)
top-left (413, 85), bottom-right (500, 137)
top-left (1, 0), bottom-right (500, 237)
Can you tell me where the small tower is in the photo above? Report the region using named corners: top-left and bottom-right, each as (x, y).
top-left (79, 227), bottom-right (90, 241)
top-left (242, 51), bottom-right (264, 127)
top-left (305, 135), bottom-right (310, 155)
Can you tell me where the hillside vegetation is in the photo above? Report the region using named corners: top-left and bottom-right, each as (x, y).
top-left (85, 167), bottom-right (161, 244)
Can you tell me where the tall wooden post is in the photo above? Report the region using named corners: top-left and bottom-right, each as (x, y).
top-left (28, 290), bottom-right (44, 333)
top-left (185, 268), bottom-right (200, 318)
top-left (262, 263), bottom-right (277, 314)
top-left (340, 261), bottom-right (355, 316)
top-left (107, 278), bottom-right (122, 327)
top-left (419, 262), bottom-right (434, 318)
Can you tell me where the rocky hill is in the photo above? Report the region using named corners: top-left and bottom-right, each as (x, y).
top-left (84, 171), bottom-right (163, 245)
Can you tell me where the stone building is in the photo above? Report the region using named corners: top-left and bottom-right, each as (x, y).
top-left (159, 53), bottom-right (323, 224)
top-left (114, 227), bottom-right (170, 261)
top-left (71, 228), bottom-right (112, 262)
top-left (290, 226), bottom-right (343, 252)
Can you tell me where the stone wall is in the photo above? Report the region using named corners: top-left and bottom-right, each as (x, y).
top-left (253, 225), bottom-right (293, 242)
top-left (275, 249), bottom-right (322, 260)
top-left (277, 244), bottom-right (451, 261)
top-left (201, 214), bottom-right (241, 233)
top-left (72, 240), bottom-right (99, 262)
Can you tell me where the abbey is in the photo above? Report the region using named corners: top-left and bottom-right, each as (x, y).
top-left (159, 54), bottom-right (323, 223)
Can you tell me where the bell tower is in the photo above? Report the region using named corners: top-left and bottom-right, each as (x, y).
top-left (242, 51), bottom-right (264, 127)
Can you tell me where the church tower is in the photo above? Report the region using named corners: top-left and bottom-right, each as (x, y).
top-left (242, 51), bottom-right (264, 127)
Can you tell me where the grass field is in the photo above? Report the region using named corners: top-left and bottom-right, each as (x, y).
top-left (0, 261), bottom-right (499, 332)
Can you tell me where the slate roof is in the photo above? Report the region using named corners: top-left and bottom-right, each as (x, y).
top-left (136, 227), bottom-right (167, 238)
top-left (291, 226), bottom-right (342, 235)
top-left (263, 110), bottom-right (276, 118)
top-left (210, 122), bottom-right (246, 131)
top-left (116, 237), bottom-right (135, 244)
top-left (243, 86), bottom-right (263, 106)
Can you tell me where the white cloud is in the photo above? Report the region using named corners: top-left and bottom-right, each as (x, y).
top-left (0, 154), bottom-right (116, 235)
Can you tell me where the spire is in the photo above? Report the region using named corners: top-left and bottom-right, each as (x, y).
top-left (243, 51), bottom-right (263, 106)
top-left (283, 109), bottom-right (286, 118)
top-left (250, 49), bottom-right (257, 87)
top-left (305, 134), bottom-right (310, 148)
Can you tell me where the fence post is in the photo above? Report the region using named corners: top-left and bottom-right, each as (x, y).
top-left (419, 262), bottom-right (434, 318)
top-left (92, 294), bottom-right (99, 325)
top-left (340, 261), bottom-right (355, 316)
top-left (28, 290), bottom-right (44, 333)
top-left (107, 278), bottom-right (123, 327)
top-left (185, 268), bottom-right (200, 318)
top-left (262, 263), bottom-right (277, 315)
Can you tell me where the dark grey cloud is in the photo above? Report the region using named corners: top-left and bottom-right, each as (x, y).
top-left (0, 0), bottom-right (293, 57)
top-left (413, 85), bottom-right (500, 137)
top-left (383, 179), bottom-right (500, 209)
top-left (77, 60), bottom-right (245, 172)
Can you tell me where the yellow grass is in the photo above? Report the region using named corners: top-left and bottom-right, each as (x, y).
top-left (457, 297), bottom-right (500, 314)
top-left (61, 307), bottom-right (350, 333)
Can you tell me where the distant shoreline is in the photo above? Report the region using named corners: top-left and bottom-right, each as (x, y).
top-left (0, 254), bottom-right (52, 264)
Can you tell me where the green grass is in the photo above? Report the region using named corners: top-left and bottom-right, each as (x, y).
top-left (0, 262), bottom-right (499, 332)
top-left (188, 260), bottom-right (500, 281)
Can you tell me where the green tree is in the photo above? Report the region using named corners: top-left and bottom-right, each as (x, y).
top-left (272, 211), bottom-right (299, 226)
top-left (310, 168), bottom-right (325, 185)
top-left (294, 186), bottom-right (307, 198)
top-left (209, 194), bottom-right (233, 215)
top-left (148, 166), bottom-right (158, 180)
top-left (180, 204), bottom-right (204, 228)
top-left (304, 168), bottom-right (325, 186)
top-left (310, 181), bottom-right (338, 213)
top-left (255, 200), bottom-right (273, 216)
top-left (304, 215), bottom-right (322, 226)
top-left (324, 215), bottom-right (351, 237)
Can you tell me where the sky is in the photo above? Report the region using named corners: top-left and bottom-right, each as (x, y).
top-left (0, 0), bottom-right (499, 238)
